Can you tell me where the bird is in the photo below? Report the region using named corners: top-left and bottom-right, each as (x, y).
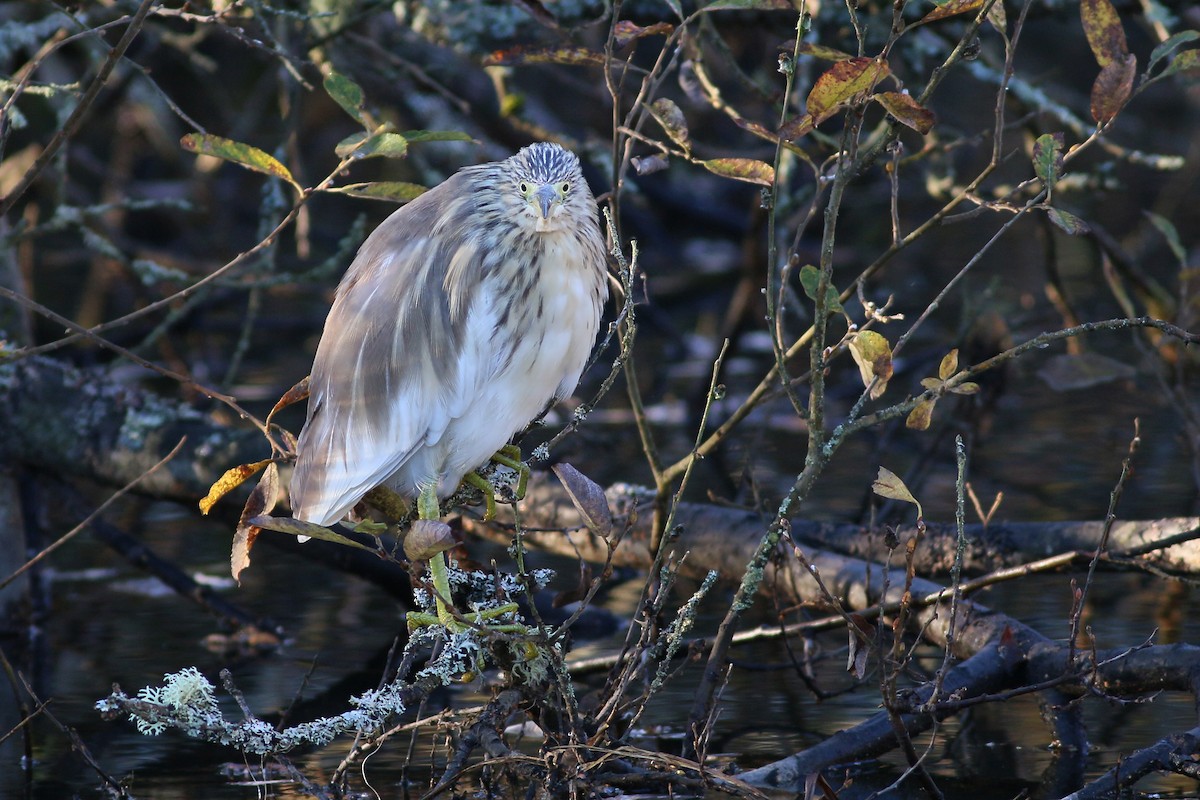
top-left (289, 142), bottom-right (609, 538)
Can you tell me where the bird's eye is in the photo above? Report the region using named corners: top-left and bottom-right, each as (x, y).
top-left (519, 182), bottom-right (529, 194)
top-left (559, 181), bottom-right (570, 193)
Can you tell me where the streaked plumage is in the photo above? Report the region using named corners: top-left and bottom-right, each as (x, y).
top-left (290, 143), bottom-right (608, 526)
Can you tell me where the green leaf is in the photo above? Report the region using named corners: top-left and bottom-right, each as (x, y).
top-left (1160, 48), bottom-right (1200, 79)
top-left (1145, 212), bottom-right (1187, 266)
top-left (327, 181), bottom-right (427, 203)
top-left (1032, 132), bottom-right (1064, 190)
top-left (700, 0), bottom-right (793, 10)
top-left (180, 133), bottom-right (297, 188)
top-left (335, 131), bottom-right (409, 160)
top-left (1081, 0), bottom-right (1129, 67)
top-left (796, 42), bottom-right (854, 62)
top-left (247, 514), bottom-right (377, 551)
top-left (323, 71), bottom-right (366, 125)
top-left (699, 157), bottom-right (775, 186)
top-left (1148, 30), bottom-right (1200, 72)
top-left (874, 91), bottom-right (936, 134)
top-left (648, 98), bottom-right (690, 152)
top-left (1046, 207), bottom-right (1091, 235)
top-left (798, 264), bottom-right (844, 314)
top-left (400, 129), bottom-right (475, 144)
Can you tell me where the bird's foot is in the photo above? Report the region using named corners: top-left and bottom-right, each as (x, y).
top-left (462, 444), bottom-right (530, 521)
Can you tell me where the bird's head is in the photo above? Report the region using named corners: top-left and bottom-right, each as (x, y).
top-left (508, 142), bottom-right (589, 233)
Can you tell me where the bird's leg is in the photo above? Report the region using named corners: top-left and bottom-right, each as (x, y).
top-left (406, 483), bottom-right (523, 632)
top-left (416, 484), bottom-right (457, 628)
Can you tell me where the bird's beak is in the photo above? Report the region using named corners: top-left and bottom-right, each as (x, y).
top-left (535, 184), bottom-right (558, 220)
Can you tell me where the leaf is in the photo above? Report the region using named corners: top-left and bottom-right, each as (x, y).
top-left (180, 133), bottom-right (297, 188)
top-left (987, 0), bottom-right (1007, 33)
top-left (872, 466), bottom-right (923, 517)
top-left (1160, 48), bottom-right (1200, 79)
top-left (231, 463), bottom-right (280, 583)
top-left (552, 463), bottom-right (613, 538)
top-left (1032, 132), bottom-right (1064, 190)
top-left (700, 157), bottom-right (775, 186)
top-left (951, 381), bottom-right (981, 395)
top-left (663, 0), bottom-right (683, 20)
top-left (323, 71), bottom-right (366, 125)
top-left (483, 46), bottom-right (606, 67)
top-left (1145, 212), bottom-right (1187, 266)
top-left (798, 264), bottom-right (844, 314)
top-left (806, 57), bottom-right (891, 124)
top-left (874, 91), bottom-right (936, 134)
top-left (1148, 30), bottom-right (1200, 72)
top-left (247, 514), bottom-right (377, 550)
top-left (906, 397), bottom-right (937, 431)
top-left (265, 376), bottom-right (309, 431)
top-left (632, 154), bottom-right (670, 175)
top-left (1046, 207), bottom-right (1091, 235)
top-left (399, 129), bottom-right (475, 144)
top-left (1037, 352), bottom-right (1136, 391)
top-left (1081, 0), bottom-right (1129, 68)
top-left (848, 330), bottom-right (893, 400)
top-left (648, 98), bottom-right (691, 152)
top-left (796, 42), bottom-right (854, 62)
top-left (938, 349), bottom-right (960, 381)
top-left (920, 0), bottom-right (985, 24)
top-left (1090, 53), bottom-right (1136, 124)
top-left (327, 182), bottom-right (428, 202)
top-left (335, 131), bottom-right (409, 160)
top-left (403, 519), bottom-right (456, 561)
top-left (700, 0), bottom-right (794, 10)
top-left (612, 20), bottom-right (674, 48)
top-left (846, 616), bottom-right (871, 679)
top-left (200, 459), bottom-right (272, 515)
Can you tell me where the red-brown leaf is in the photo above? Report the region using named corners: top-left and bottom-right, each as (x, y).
top-left (1090, 53), bottom-right (1136, 124)
top-left (231, 462), bottom-right (280, 583)
top-left (874, 91), bottom-right (936, 134)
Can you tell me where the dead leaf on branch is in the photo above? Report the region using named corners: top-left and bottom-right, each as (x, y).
top-left (231, 463), bottom-right (280, 583)
top-left (199, 459), bottom-right (273, 515)
top-left (1090, 53), bottom-right (1137, 124)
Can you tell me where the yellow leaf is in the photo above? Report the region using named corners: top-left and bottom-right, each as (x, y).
top-left (906, 397), bottom-right (937, 431)
top-left (938, 349), bottom-right (960, 381)
top-left (872, 466), bottom-right (923, 518)
top-left (848, 330), bottom-right (894, 400)
top-left (199, 459), bottom-right (272, 515)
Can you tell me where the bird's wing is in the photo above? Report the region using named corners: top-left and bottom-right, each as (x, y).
top-left (290, 175), bottom-right (492, 525)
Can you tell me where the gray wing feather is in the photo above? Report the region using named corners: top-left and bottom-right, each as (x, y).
top-left (290, 173), bottom-right (489, 525)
